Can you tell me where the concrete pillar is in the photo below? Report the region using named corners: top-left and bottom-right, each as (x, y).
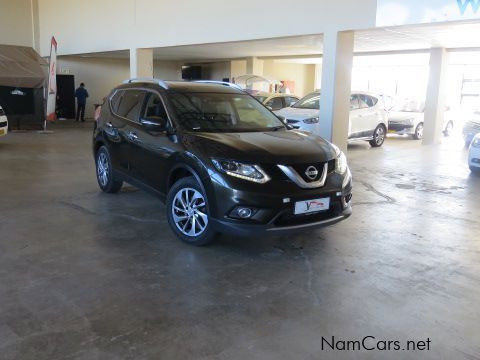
top-left (246, 57), bottom-right (263, 75)
top-left (319, 31), bottom-right (354, 153)
top-left (423, 48), bottom-right (448, 145)
top-left (130, 48), bottom-right (153, 79)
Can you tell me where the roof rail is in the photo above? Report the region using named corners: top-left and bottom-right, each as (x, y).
top-left (194, 80), bottom-right (243, 91)
top-left (122, 78), bottom-right (169, 89)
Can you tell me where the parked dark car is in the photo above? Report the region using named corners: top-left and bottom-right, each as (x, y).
top-left (93, 80), bottom-right (352, 245)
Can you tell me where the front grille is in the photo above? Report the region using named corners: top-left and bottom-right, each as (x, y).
top-left (287, 119), bottom-right (300, 124)
top-left (288, 160), bottom-right (335, 183)
top-left (0, 121), bottom-right (7, 128)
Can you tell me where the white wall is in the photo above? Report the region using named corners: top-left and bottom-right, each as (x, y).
top-left (0, 0), bottom-right (35, 47)
top-left (263, 60), bottom-right (316, 97)
top-left (57, 56), bottom-right (182, 118)
top-left (37, 0), bottom-right (377, 56)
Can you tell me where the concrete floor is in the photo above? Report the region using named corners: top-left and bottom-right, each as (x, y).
top-left (0, 122), bottom-right (479, 360)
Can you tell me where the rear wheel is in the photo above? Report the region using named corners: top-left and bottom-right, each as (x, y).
top-left (413, 122), bottom-right (424, 140)
top-left (95, 146), bottom-right (123, 193)
top-left (369, 124), bottom-right (386, 147)
top-left (166, 177), bottom-right (217, 246)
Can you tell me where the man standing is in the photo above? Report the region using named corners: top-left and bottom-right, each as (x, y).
top-left (74, 82), bottom-right (89, 122)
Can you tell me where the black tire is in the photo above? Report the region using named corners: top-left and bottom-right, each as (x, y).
top-left (369, 124), bottom-right (386, 147)
top-left (166, 176), bottom-right (217, 246)
top-left (443, 121), bottom-right (453, 137)
top-left (95, 146), bottom-right (123, 193)
top-left (413, 122), bottom-right (424, 140)
top-left (470, 166), bottom-right (480, 175)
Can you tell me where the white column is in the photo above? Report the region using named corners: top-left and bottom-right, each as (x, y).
top-left (319, 30), bottom-right (354, 153)
top-left (130, 48), bottom-right (153, 79)
top-left (246, 57), bottom-right (264, 75)
top-left (423, 48), bottom-right (448, 145)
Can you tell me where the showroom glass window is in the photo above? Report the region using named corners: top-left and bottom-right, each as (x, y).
top-left (116, 90), bottom-right (145, 122)
top-left (169, 92), bottom-right (285, 132)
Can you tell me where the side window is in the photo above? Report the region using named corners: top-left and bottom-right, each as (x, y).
top-left (350, 95), bottom-right (360, 110)
top-left (143, 92), bottom-right (168, 120)
top-left (266, 97), bottom-right (283, 111)
top-left (286, 96), bottom-right (299, 107)
top-left (359, 94), bottom-right (378, 108)
top-left (358, 95), bottom-right (369, 109)
top-left (116, 90), bottom-right (145, 122)
top-left (110, 90), bottom-right (124, 113)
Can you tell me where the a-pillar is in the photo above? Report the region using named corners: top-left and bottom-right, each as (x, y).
top-left (130, 48), bottom-right (153, 79)
top-left (423, 48), bottom-right (448, 145)
top-left (318, 30), bottom-right (354, 153)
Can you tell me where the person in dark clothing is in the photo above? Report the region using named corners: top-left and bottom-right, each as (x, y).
top-left (74, 82), bottom-right (89, 122)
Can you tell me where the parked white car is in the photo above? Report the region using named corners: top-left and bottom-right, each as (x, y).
top-left (275, 91), bottom-right (389, 147)
top-left (253, 92), bottom-right (300, 111)
top-left (463, 111), bottom-right (480, 147)
top-left (469, 133), bottom-right (480, 174)
top-left (388, 100), bottom-right (455, 140)
top-left (0, 105), bottom-right (8, 137)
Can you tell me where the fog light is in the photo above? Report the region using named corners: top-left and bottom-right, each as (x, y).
top-left (342, 193), bottom-right (352, 208)
top-left (237, 207), bottom-right (253, 218)
top-left (230, 206), bottom-right (257, 219)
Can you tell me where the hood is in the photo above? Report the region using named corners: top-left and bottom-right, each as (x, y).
top-left (275, 107), bottom-right (319, 120)
top-left (183, 130), bottom-right (336, 164)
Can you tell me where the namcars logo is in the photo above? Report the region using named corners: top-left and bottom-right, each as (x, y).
top-left (457, 0), bottom-right (480, 15)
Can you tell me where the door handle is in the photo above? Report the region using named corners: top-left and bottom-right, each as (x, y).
top-left (128, 131), bottom-right (138, 141)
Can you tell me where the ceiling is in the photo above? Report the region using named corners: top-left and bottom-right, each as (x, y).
top-left (74, 20), bottom-right (480, 63)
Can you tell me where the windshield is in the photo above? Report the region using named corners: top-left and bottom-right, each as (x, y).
top-left (293, 92), bottom-right (320, 109)
top-left (169, 92), bottom-right (285, 132)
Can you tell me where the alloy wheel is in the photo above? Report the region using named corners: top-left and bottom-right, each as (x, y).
top-left (97, 152), bottom-right (109, 187)
top-left (375, 126), bottom-right (385, 145)
top-left (416, 124), bottom-right (424, 139)
top-left (172, 187), bottom-right (208, 237)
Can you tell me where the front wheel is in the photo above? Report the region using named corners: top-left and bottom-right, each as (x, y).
top-left (95, 146), bottom-right (123, 193)
top-left (166, 177), bottom-right (217, 246)
top-left (413, 122), bottom-right (424, 140)
top-left (470, 165), bottom-right (480, 175)
top-left (369, 124), bottom-right (386, 147)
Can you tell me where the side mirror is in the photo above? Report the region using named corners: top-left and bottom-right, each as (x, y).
top-left (276, 115), bottom-right (287, 123)
top-left (267, 106), bottom-right (273, 111)
top-left (141, 116), bottom-right (167, 131)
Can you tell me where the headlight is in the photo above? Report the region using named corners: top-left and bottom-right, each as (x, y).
top-left (212, 159), bottom-right (271, 184)
top-left (331, 144), bottom-right (348, 175)
top-left (472, 136), bottom-right (480, 148)
top-left (303, 117), bottom-right (319, 124)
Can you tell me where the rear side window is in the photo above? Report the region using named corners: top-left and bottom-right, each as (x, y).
top-left (285, 96), bottom-right (299, 107)
top-left (350, 95), bottom-right (360, 110)
top-left (110, 90), bottom-right (124, 113)
top-left (116, 90), bottom-right (145, 122)
top-left (266, 97), bottom-right (283, 111)
top-left (359, 94), bottom-right (378, 108)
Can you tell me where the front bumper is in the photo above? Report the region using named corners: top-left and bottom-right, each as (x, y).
top-left (207, 169), bottom-right (352, 236)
